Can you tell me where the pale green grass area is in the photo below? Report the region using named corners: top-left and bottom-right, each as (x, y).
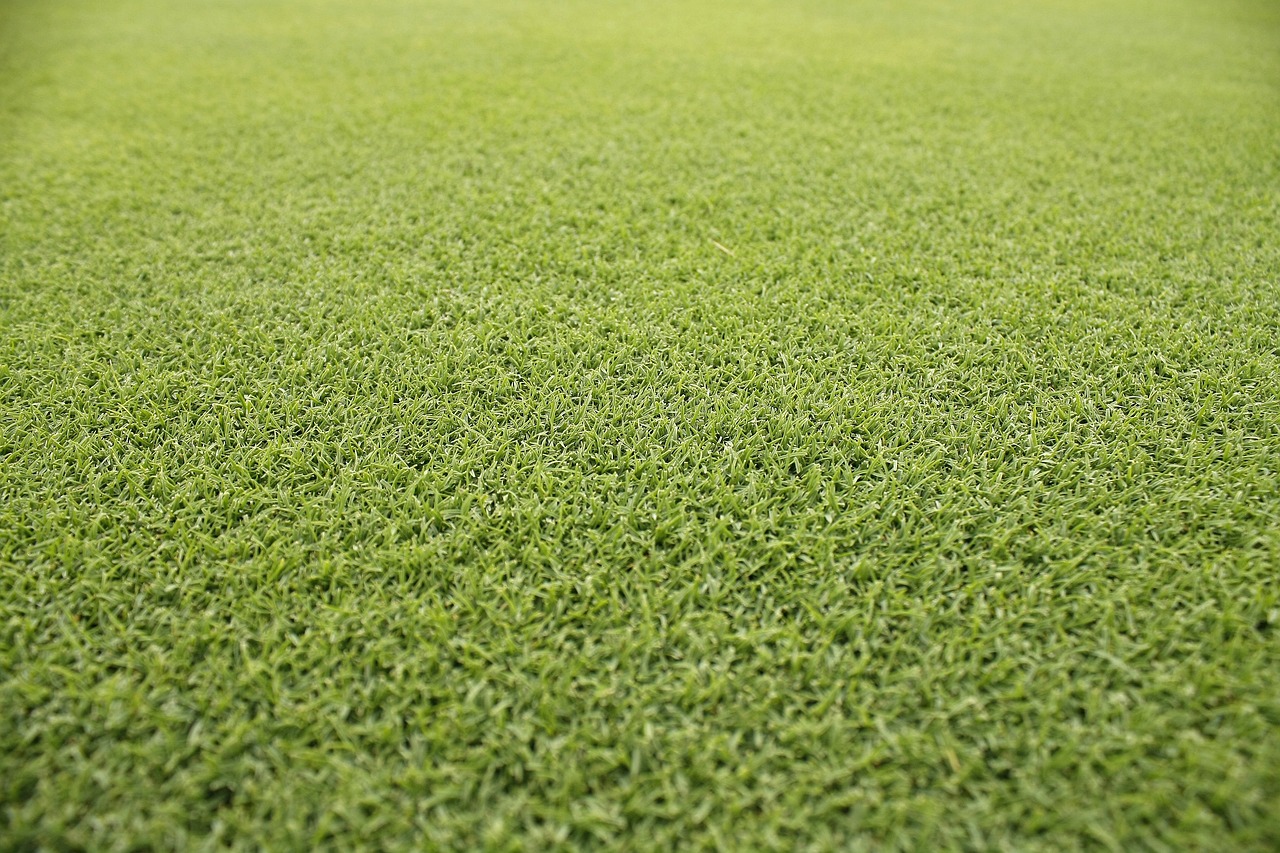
top-left (2, 0), bottom-right (1279, 849)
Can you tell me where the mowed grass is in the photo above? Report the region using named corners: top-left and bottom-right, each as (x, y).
top-left (2, 0), bottom-right (1280, 848)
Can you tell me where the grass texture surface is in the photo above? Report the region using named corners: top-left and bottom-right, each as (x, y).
top-left (3, 0), bottom-right (1279, 849)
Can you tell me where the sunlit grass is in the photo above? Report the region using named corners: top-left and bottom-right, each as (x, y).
top-left (2, 0), bottom-right (1279, 848)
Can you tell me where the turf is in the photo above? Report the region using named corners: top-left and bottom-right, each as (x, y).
top-left (2, 0), bottom-right (1279, 849)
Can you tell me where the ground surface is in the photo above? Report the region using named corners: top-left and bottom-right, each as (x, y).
top-left (2, 0), bottom-right (1279, 849)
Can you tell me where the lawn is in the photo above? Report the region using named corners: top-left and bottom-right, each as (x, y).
top-left (2, 0), bottom-right (1279, 849)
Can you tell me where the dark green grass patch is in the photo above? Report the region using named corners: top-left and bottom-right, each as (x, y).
top-left (3, 0), bottom-right (1279, 849)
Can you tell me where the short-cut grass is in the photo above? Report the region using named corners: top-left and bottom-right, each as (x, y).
top-left (3, 0), bottom-right (1279, 849)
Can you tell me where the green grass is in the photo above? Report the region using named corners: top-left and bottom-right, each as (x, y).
top-left (3, 0), bottom-right (1279, 848)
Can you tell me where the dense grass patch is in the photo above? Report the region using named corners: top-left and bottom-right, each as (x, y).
top-left (3, 0), bottom-right (1279, 848)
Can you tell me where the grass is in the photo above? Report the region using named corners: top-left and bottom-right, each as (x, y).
top-left (2, 0), bottom-right (1279, 848)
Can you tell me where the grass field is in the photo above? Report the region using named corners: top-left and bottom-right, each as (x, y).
top-left (3, 0), bottom-right (1279, 849)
